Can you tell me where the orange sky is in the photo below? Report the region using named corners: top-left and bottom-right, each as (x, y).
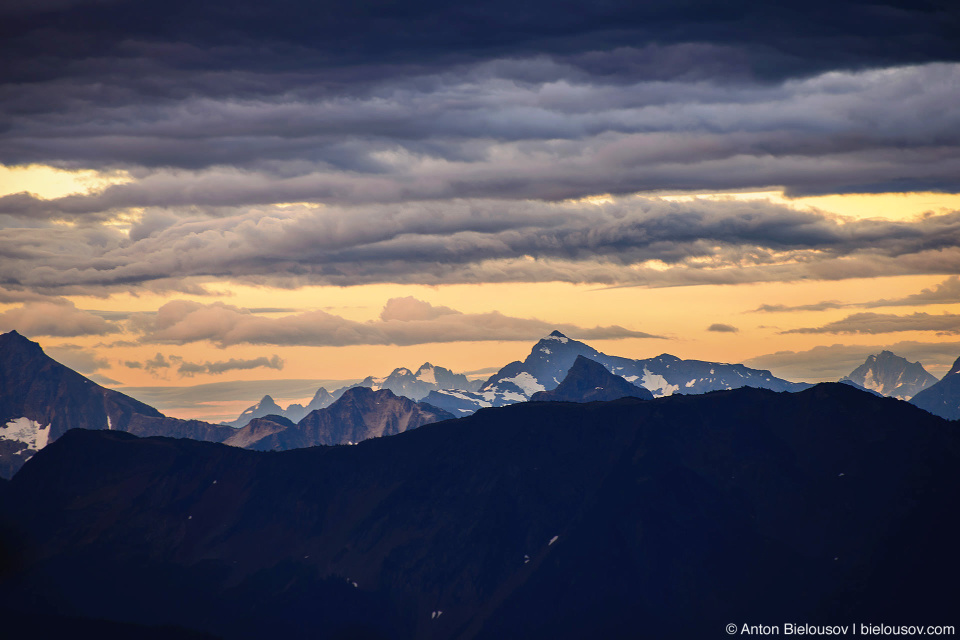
top-left (2, 165), bottom-right (959, 421)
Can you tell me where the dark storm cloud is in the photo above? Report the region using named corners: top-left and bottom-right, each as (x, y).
top-left (3, 197), bottom-right (960, 295)
top-left (3, 0), bottom-right (958, 83)
top-left (2, 63), bottom-right (959, 201)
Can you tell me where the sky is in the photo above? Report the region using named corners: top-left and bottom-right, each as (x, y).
top-left (1, 0), bottom-right (960, 421)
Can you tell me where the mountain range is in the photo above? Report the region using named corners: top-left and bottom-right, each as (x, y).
top-left (226, 362), bottom-right (479, 427)
top-left (1, 382), bottom-right (956, 639)
top-left (910, 355), bottom-right (960, 420)
top-left (0, 331), bottom-right (451, 478)
top-left (424, 330), bottom-right (809, 415)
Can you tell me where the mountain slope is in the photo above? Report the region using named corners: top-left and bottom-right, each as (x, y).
top-left (910, 355), bottom-right (960, 420)
top-left (232, 386), bottom-right (455, 451)
top-left (840, 350), bottom-right (937, 400)
top-left (1, 384), bottom-right (956, 639)
top-left (530, 355), bottom-right (653, 403)
top-left (0, 330), bottom-right (238, 477)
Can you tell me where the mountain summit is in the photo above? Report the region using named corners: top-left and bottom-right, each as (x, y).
top-left (531, 355), bottom-right (653, 403)
top-left (426, 330), bottom-right (807, 415)
top-left (840, 351), bottom-right (937, 400)
top-left (910, 355), bottom-right (960, 420)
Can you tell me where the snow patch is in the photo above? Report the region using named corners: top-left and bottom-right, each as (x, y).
top-left (431, 611), bottom-right (443, 619)
top-left (502, 392), bottom-right (526, 403)
top-left (416, 366), bottom-right (436, 384)
top-left (540, 347), bottom-right (552, 355)
top-left (641, 368), bottom-right (679, 397)
top-left (685, 379), bottom-right (697, 388)
top-left (106, 414), bottom-right (113, 430)
top-left (498, 372), bottom-right (546, 395)
top-left (544, 334), bottom-right (568, 343)
top-left (623, 375), bottom-right (639, 383)
top-left (1, 417), bottom-right (51, 450)
top-left (549, 535), bottom-right (559, 545)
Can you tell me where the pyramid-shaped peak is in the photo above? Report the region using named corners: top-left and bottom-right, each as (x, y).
top-left (549, 330), bottom-right (567, 337)
top-left (417, 362), bottom-right (434, 370)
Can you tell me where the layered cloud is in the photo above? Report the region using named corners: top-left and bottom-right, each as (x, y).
top-left (754, 276), bottom-right (960, 313)
top-left (2, 63), bottom-right (960, 217)
top-left (783, 312), bottom-right (960, 335)
top-left (4, 197), bottom-right (960, 296)
top-left (127, 351), bottom-right (285, 377)
top-left (130, 297), bottom-right (661, 347)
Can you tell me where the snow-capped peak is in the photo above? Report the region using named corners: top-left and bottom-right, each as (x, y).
top-left (544, 330), bottom-right (569, 343)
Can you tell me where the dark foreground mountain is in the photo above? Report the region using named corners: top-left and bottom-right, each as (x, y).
top-left (426, 330), bottom-right (808, 415)
top-left (840, 350), bottom-right (938, 400)
top-left (224, 387), bottom-right (454, 450)
top-left (0, 331), bottom-right (235, 478)
top-left (530, 355), bottom-right (653, 403)
top-left (1, 383), bottom-right (956, 640)
top-left (911, 355), bottom-right (960, 420)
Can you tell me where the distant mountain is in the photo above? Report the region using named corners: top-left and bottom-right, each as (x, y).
top-left (530, 355), bottom-right (653, 403)
top-left (226, 387), bottom-right (454, 450)
top-left (0, 330), bottom-right (234, 478)
top-left (228, 363), bottom-right (479, 428)
top-left (282, 387), bottom-right (335, 423)
top-left (1, 383), bottom-right (956, 639)
top-left (427, 330), bottom-right (807, 415)
top-left (840, 351), bottom-right (937, 400)
top-left (910, 355), bottom-right (960, 420)
top-left (223, 394), bottom-right (286, 428)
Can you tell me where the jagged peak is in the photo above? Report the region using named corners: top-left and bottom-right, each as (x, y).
top-left (947, 355), bottom-right (960, 376)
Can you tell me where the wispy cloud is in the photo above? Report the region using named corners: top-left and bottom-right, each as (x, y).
top-left (782, 312), bottom-right (960, 335)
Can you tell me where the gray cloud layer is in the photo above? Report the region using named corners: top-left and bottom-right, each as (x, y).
top-left (3, 196), bottom-right (960, 296)
top-left (2, 63), bottom-right (959, 213)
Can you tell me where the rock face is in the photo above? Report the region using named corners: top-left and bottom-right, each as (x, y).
top-left (1, 383), bottom-right (956, 639)
top-left (0, 330), bottom-right (234, 477)
top-left (840, 350), bottom-right (938, 400)
top-left (910, 355), bottom-right (960, 420)
top-left (427, 330), bottom-right (807, 415)
top-left (230, 386), bottom-right (455, 451)
top-left (530, 355), bottom-right (653, 403)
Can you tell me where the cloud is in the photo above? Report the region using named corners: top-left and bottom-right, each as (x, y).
top-left (176, 355), bottom-right (284, 377)
top-left (4, 196), bottom-right (960, 297)
top-left (132, 297), bottom-right (663, 347)
top-left (782, 312), bottom-right (960, 335)
top-left (752, 276), bottom-right (960, 313)
top-left (0, 300), bottom-right (120, 337)
top-left (707, 323), bottom-right (738, 333)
